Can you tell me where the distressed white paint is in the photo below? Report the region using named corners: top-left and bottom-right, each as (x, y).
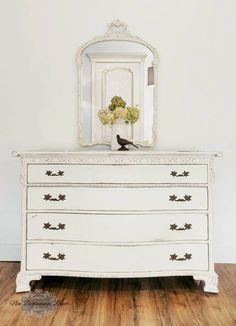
top-left (15, 151), bottom-right (219, 293)
top-left (27, 164), bottom-right (208, 184)
top-left (27, 213), bottom-right (208, 242)
top-left (27, 186), bottom-right (208, 211)
top-left (26, 242), bottom-right (209, 272)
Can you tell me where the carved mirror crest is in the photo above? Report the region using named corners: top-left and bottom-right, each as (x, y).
top-left (76, 20), bottom-right (158, 147)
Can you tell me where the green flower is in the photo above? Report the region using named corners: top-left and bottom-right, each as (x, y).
top-left (125, 106), bottom-right (140, 124)
top-left (108, 96), bottom-right (126, 111)
top-left (98, 97), bottom-right (140, 126)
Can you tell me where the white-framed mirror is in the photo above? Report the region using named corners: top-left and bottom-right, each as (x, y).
top-left (76, 20), bottom-right (158, 147)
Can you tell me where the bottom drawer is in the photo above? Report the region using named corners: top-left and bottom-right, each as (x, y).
top-left (26, 243), bottom-right (209, 272)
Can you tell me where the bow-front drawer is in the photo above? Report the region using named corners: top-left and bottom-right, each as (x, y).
top-left (27, 164), bottom-right (207, 184)
top-left (26, 243), bottom-right (209, 272)
top-left (27, 186), bottom-right (208, 211)
top-left (27, 213), bottom-right (208, 242)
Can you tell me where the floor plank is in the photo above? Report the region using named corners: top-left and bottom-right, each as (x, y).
top-left (0, 263), bottom-right (235, 326)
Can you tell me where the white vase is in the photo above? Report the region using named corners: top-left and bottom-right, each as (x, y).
top-left (111, 120), bottom-right (128, 151)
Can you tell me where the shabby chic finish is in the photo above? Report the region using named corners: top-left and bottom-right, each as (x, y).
top-left (14, 151), bottom-right (220, 293)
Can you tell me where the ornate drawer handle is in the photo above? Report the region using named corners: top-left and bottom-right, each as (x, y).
top-left (171, 171), bottom-right (189, 177)
top-left (169, 223), bottom-right (192, 231)
top-left (169, 194), bottom-right (192, 202)
top-left (170, 253), bottom-right (192, 261)
top-left (43, 222), bottom-right (65, 230)
top-left (43, 194), bottom-right (66, 201)
top-left (45, 170), bottom-right (64, 176)
top-left (43, 252), bottom-right (65, 261)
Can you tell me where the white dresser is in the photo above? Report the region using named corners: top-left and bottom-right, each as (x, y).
top-left (15, 151), bottom-right (221, 293)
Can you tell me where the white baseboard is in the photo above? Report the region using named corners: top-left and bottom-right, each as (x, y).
top-left (0, 244), bottom-right (235, 263)
top-left (214, 245), bottom-right (236, 263)
top-left (0, 244), bottom-right (20, 261)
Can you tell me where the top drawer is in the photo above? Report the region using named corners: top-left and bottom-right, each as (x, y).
top-left (27, 164), bottom-right (208, 184)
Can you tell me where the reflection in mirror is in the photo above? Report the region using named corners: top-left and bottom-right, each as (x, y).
top-left (77, 21), bottom-right (158, 147)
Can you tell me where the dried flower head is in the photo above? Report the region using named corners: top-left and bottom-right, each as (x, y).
top-left (108, 96), bottom-right (126, 111)
top-left (98, 97), bottom-right (139, 126)
top-left (125, 106), bottom-right (140, 124)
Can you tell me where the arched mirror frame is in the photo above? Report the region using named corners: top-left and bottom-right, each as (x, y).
top-left (76, 19), bottom-right (159, 147)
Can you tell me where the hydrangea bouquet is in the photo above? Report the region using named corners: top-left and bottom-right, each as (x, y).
top-left (98, 96), bottom-right (140, 126)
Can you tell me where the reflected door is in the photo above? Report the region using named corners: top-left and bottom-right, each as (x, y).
top-left (88, 54), bottom-right (146, 142)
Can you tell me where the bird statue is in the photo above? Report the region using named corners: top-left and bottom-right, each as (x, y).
top-left (116, 134), bottom-right (138, 151)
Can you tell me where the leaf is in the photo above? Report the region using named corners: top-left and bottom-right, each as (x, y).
top-left (169, 224), bottom-right (177, 230)
top-left (184, 223), bottom-right (192, 230)
top-left (184, 253), bottom-right (192, 260)
top-left (43, 252), bottom-right (51, 259)
top-left (43, 222), bottom-right (51, 229)
top-left (44, 194), bottom-right (52, 201)
top-left (58, 223), bottom-right (65, 230)
top-left (58, 194), bottom-right (66, 201)
top-left (170, 254), bottom-right (178, 261)
top-left (57, 253), bottom-right (65, 260)
top-left (169, 195), bottom-right (177, 201)
top-left (184, 195), bottom-right (192, 201)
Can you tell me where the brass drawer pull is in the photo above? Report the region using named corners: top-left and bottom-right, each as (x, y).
top-left (43, 222), bottom-right (65, 230)
top-left (170, 253), bottom-right (192, 261)
top-left (43, 194), bottom-right (66, 201)
top-left (170, 171), bottom-right (189, 177)
top-left (169, 194), bottom-right (192, 202)
top-left (43, 252), bottom-right (65, 261)
top-left (169, 223), bottom-right (192, 231)
top-left (45, 170), bottom-right (64, 176)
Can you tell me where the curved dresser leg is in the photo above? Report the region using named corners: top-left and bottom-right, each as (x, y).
top-left (193, 272), bottom-right (218, 293)
top-left (16, 271), bottom-right (42, 293)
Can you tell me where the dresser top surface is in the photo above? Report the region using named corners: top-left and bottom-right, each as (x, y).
top-left (13, 150), bottom-right (222, 159)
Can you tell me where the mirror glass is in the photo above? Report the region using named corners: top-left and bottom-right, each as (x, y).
top-left (77, 22), bottom-right (158, 147)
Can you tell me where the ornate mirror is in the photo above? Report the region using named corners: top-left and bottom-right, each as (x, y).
top-left (76, 20), bottom-right (158, 147)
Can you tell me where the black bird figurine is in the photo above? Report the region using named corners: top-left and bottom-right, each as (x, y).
top-left (116, 134), bottom-right (138, 151)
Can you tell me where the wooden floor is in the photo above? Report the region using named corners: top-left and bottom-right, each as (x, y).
top-left (0, 263), bottom-right (235, 326)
